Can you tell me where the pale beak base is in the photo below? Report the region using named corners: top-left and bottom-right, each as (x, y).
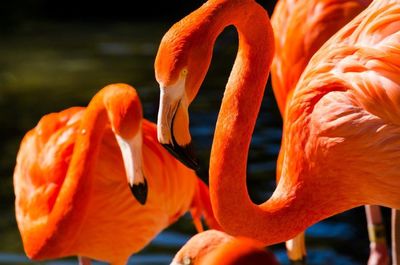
top-left (115, 133), bottom-right (148, 205)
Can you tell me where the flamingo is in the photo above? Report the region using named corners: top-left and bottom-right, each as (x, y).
top-left (271, 0), bottom-right (389, 264)
top-left (171, 229), bottom-right (280, 265)
top-left (154, 0), bottom-right (400, 261)
top-left (13, 83), bottom-right (219, 265)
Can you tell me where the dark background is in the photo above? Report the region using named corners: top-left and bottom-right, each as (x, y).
top-left (0, 0), bottom-right (276, 26)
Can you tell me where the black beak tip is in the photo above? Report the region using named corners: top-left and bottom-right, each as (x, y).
top-left (162, 143), bottom-right (199, 170)
top-left (130, 178), bottom-right (148, 205)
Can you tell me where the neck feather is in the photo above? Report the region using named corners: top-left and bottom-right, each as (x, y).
top-left (202, 0), bottom-right (314, 244)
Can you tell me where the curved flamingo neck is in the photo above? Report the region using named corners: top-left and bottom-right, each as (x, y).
top-left (28, 93), bottom-right (114, 258)
top-left (205, 0), bottom-right (311, 245)
top-left (50, 95), bottom-right (115, 256)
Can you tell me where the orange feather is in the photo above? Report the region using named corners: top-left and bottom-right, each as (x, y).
top-left (270, 0), bottom-right (390, 263)
top-left (171, 230), bottom-right (280, 265)
top-left (14, 83), bottom-right (219, 264)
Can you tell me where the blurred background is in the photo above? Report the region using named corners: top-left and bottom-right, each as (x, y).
top-left (0, 0), bottom-right (393, 264)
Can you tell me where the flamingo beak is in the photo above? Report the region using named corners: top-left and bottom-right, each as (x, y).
top-left (157, 90), bottom-right (199, 170)
top-left (115, 133), bottom-right (148, 205)
top-left (162, 134), bottom-right (199, 171)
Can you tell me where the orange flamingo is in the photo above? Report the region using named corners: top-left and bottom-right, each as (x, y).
top-left (171, 229), bottom-right (280, 265)
top-left (271, 0), bottom-right (389, 264)
top-left (154, 0), bottom-right (400, 259)
top-left (13, 83), bottom-right (219, 265)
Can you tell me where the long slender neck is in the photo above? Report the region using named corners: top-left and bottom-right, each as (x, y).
top-left (34, 93), bottom-right (114, 259)
top-left (204, 0), bottom-right (312, 245)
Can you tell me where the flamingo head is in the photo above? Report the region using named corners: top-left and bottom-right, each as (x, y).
top-left (170, 229), bottom-right (279, 265)
top-left (170, 230), bottom-right (233, 265)
top-left (154, 16), bottom-right (214, 170)
top-left (101, 83), bottom-right (148, 205)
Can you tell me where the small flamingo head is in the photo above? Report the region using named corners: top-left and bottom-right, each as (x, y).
top-left (171, 230), bottom-right (234, 265)
top-left (100, 83), bottom-right (148, 205)
top-left (101, 83), bottom-right (143, 139)
top-left (171, 230), bottom-right (279, 265)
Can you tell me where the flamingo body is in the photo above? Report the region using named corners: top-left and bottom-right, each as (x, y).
top-left (14, 84), bottom-right (215, 264)
top-left (283, 0), bottom-right (400, 211)
top-left (270, 1), bottom-right (390, 263)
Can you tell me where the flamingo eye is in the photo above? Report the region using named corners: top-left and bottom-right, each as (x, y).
top-left (181, 68), bottom-right (188, 77)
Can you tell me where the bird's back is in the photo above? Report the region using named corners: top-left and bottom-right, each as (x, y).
top-left (14, 107), bottom-right (86, 259)
top-left (271, 0), bottom-right (372, 115)
top-left (283, 0), bottom-right (400, 208)
top-left (296, 0), bottom-right (400, 125)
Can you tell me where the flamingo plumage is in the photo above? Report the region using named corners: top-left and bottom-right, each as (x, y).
top-left (154, 0), bottom-right (400, 255)
top-left (271, 0), bottom-right (389, 264)
top-left (13, 83), bottom-right (218, 265)
top-left (171, 229), bottom-right (280, 265)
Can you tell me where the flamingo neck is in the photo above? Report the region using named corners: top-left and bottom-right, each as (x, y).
top-left (32, 96), bottom-right (114, 259)
top-left (205, 0), bottom-right (317, 245)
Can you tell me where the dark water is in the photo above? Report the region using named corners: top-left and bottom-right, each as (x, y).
top-left (0, 22), bottom-right (392, 265)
